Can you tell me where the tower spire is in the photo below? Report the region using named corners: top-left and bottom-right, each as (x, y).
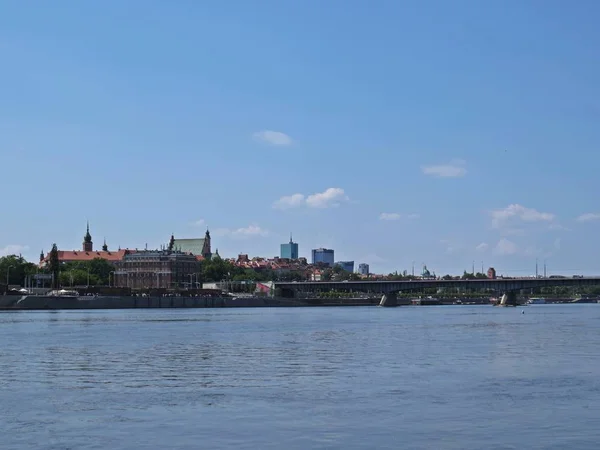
top-left (290, 232), bottom-right (293, 243)
top-left (83, 221), bottom-right (93, 251)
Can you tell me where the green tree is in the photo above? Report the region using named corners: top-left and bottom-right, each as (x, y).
top-left (321, 269), bottom-right (333, 281)
top-left (61, 258), bottom-right (114, 285)
top-left (0, 254), bottom-right (38, 287)
top-left (59, 269), bottom-right (100, 287)
top-left (200, 258), bottom-right (239, 282)
top-left (49, 244), bottom-right (60, 289)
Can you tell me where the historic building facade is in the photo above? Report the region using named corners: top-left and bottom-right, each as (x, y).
top-left (170, 229), bottom-right (212, 260)
top-left (113, 249), bottom-right (199, 289)
top-left (39, 222), bottom-right (131, 267)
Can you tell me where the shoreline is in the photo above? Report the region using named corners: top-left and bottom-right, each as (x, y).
top-left (0, 295), bottom-right (596, 311)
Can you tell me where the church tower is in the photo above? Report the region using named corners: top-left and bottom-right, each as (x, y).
top-left (83, 221), bottom-right (93, 252)
top-left (201, 228), bottom-right (212, 259)
top-left (102, 238), bottom-right (108, 252)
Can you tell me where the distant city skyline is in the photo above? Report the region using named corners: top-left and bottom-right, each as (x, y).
top-left (2, 2), bottom-right (600, 276)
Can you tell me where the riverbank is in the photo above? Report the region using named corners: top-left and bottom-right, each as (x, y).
top-left (0, 295), bottom-right (383, 310)
top-left (1, 295), bottom-right (596, 310)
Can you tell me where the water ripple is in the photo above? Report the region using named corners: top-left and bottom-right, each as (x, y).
top-left (1, 306), bottom-right (600, 449)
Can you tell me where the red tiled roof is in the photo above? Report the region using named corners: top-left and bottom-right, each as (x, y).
top-left (40, 249), bottom-right (135, 265)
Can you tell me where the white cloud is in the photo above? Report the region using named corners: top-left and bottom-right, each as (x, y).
top-left (273, 193), bottom-right (305, 210)
top-left (493, 238), bottom-right (518, 256)
top-left (192, 219), bottom-right (205, 226)
top-left (476, 242), bottom-right (489, 252)
top-left (379, 213), bottom-right (401, 221)
top-left (576, 212), bottom-right (600, 222)
top-left (273, 188), bottom-right (348, 209)
top-left (306, 188), bottom-right (347, 208)
top-left (212, 225), bottom-right (268, 239)
top-left (379, 213), bottom-right (419, 221)
top-left (490, 204), bottom-right (555, 229)
top-left (548, 223), bottom-right (569, 231)
top-left (421, 160), bottom-right (467, 178)
top-left (440, 239), bottom-right (462, 254)
top-left (0, 244), bottom-right (29, 257)
top-left (252, 130), bottom-right (293, 146)
top-left (499, 228), bottom-right (526, 236)
top-left (232, 225), bottom-right (268, 237)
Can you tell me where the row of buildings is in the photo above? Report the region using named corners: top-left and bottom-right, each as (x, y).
top-left (280, 235), bottom-right (370, 275)
top-left (40, 223), bottom-right (214, 289)
top-left (39, 224), bottom-right (372, 289)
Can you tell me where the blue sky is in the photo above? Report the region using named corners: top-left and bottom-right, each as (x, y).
top-left (1, 0), bottom-right (600, 276)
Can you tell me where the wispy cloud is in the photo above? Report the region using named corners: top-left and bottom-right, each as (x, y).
top-left (212, 225), bottom-right (268, 239)
top-left (490, 204), bottom-right (555, 229)
top-left (475, 242), bottom-right (489, 252)
top-left (576, 212), bottom-right (600, 222)
top-left (379, 213), bottom-right (401, 221)
top-left (273, 188), bottom-right (348, 210)
top-left (548, 223), bottom-right (570, 231)
top-left (192, 219), bottom-right (205, 227)
top-left (493, 238), bottom-right (518, 256)
top-left (440, 239), bottom-right (462, 255)
top-left (252, 130), bottom-right (293, 146)
top-left (379, 212), bottom-right (419, 221)
top-left (273, 193), bottom-right (305, 209)
top-left (0, 244), bottom-right (29, 257)
top-left (421, 159), bottom-right (467, 178)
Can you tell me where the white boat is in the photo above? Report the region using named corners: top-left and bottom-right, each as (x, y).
top-left (47, 289), bottom-right (79, 297)
top-left (527, 297), bottom-right (546, 304)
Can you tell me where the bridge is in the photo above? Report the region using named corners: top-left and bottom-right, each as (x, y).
top-left (274, 277), bottom-right (600, 306)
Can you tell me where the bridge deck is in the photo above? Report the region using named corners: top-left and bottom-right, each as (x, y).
top-left (274, 277), bottom-right (600, 294)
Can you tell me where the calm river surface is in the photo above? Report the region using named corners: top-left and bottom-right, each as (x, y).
top-left (1, 305), bottom-right (600, 449)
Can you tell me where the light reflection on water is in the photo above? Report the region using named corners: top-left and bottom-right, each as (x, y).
top-left (1, 306), bottom-right (600, 449)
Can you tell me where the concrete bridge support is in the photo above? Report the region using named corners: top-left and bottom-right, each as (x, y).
top-left (499, 291), bottom-right (518, 306)
top-left (379, 292), bottom-right (397, 307)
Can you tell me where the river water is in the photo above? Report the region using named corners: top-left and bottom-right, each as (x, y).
top-left (1, 305), bottom-right (599, 449)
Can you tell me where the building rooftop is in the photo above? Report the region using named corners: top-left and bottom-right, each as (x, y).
top-left (40, 249), bottom-right (134, 265)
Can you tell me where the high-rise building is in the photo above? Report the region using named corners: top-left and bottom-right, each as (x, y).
top-left (280, 234), bottom-right (299, 259)
top-left (335, 261), bottom-right (354, 272)
top-left (358, 263), bottom-right (369, 275)
top-left (312, 248), bottom-right (334, 267)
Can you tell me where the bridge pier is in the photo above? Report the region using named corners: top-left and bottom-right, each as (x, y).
top-left (379, 292), bottom-right (397, 307)
top-left (499, 291), bottom-right (518, 307)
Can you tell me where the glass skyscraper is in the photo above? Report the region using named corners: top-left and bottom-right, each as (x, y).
top-left (335, 261), bottom-right (354, 272)
top-left (312, 248), bottom-right (335, 267)
top-left (280, 234), bottom-right (299, 259)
